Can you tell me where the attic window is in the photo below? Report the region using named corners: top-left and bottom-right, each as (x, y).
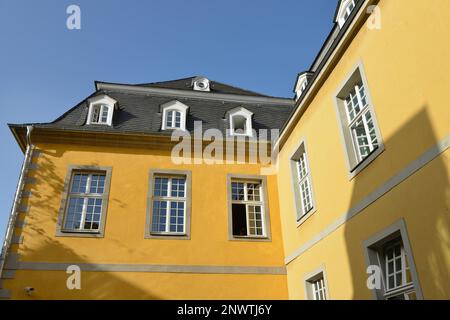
top-left (161, 100), bottom-right (189, 131)
top-left (228, 107), bottom-right (253, 137)
top-left (193, 77), bottom-right (210, 92)
top-left (90, 105), bottom-right (109, 124)
top-left (337, 0), bottom-right (356, 28)
top-left (86, 95), bottom-right (116, 126)
top-left (294, 72), bottom-right (313, 100)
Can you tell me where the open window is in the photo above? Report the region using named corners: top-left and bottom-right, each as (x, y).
top-left (161, 100), bottom-right (189, 131)
top-left (86, 95), bottom-right (117, 126)
top-left (228, 175), bottom-right (270, 240)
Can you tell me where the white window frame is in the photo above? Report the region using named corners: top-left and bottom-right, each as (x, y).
top-left (334, 61), bottom-right (384, 179)
top-left (150, 174), bottom-right (187, 235)
top-left (304, 266), bottom-right (329, 300)
top-left (227, 174), bottom-right (271, 241)
top-left (382, 241), bottom-right (416, 300)
top-left (230, 180), bottom-right (266, 238)
top-left (62, 171), bottom-right (108, 233)
top-left (227, 107), bottom-right (253, 137)
top-left (290, 140), bottom-right (316, 226)
top-left (161, 100), bottom-right (189, 131)
top-left (336, 0), bottom-right (356, 28)
top-left (363, 219), bottom-right (423, 300)
top-left (86, 94), bottom-right (116, 126)
top-left (344, 82), bottom-right (379, 163)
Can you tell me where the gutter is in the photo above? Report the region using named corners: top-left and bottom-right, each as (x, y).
top-left (0, 125), bottom-right (34, 281)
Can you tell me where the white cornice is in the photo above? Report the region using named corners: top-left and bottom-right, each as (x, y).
top-left (95, 82), bottom-right (294, 106)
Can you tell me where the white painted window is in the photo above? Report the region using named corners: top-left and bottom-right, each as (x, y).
top-left (294, 72), bottom-right (312, 100)
top-left (166, 110), bottom-right (182, 129)
top-left (151, 175), bottom-right (187, 234)
top-left (296, 150), bottom-right (314, 217)
top-left (161, 100), bottom-right (189, 131)
top-left (383, 241), bottom-right (417, 300)
top-left (311, 276), bottom-right (327, 300)
top-left (344, 82), bottom-right (379, 162)
top-left (86, 95), bottom-right (116, 126)
top-left (231, 180), bottom-right (266, 237)
top-left (305, 269), bottom-right (328, 300)
top-left (291, 141), bottom-right (315, 222)
top-left (63, 172), bottom-right (106, 232)
top-left (335, 64), bottom-right (383, 174)
top-left (337, 0), bottom-right (356, 27)
top-left (228, 107), bottom-right (253, 137)
top-left (89, 105), bottom-right (110, 124)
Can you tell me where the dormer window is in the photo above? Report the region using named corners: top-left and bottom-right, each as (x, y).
top-left (294, 72), bottom-right (314, 100)
top-left (192, 77), bottom-right (210, 92)
top-left (336, 0), bottom-right (356, 28)
top-left (86, 95), bottom-right (116, 126)
top-left (161, 100), bottom-right (189, 131)
top-left (227, 107), bottom-right (253, 137)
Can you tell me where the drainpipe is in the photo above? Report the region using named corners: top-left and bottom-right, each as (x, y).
top-left (0, 125), bottom-right (34, 280)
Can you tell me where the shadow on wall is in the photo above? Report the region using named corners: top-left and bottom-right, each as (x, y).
top-left (6, 148), bottom-right (159, 299)
top-left (343, 107), bottom-right (450, 299)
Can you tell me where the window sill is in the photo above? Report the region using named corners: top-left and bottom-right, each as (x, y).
top-left (145, 232), bottom-right (190, 240)
top-left (230, 236), bottom-right (271, 242)
top-left (56, 230), bottom-right (104, 238)
top-left (348, 144), bottom-right (385, 180)
top-left (296, 207), bottom-right (317, 228)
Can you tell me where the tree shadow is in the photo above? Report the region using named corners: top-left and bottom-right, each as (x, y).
top-left (3, 147), bottom-right (160, 299)
top-left (343, 107), bottom-right (449, 299)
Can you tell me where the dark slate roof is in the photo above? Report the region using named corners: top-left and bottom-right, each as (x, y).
top-left (10, 79), bottom-right (294, 141)
top-left (134, 76), bottom-right (271, 97)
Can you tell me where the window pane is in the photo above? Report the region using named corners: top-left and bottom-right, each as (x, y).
top-left (90, 174), bottom-right (106, 194)
top-left (247, 183), bottom-right (261, 201)
top-left (231, 182), bottom-right (245, 201)
top-left (169, 201), bottom-right (185, 233)
top-left (84, 198), bottom-right (102, 230)
top-left (154, 177), bottom-right (169, 197)
top-left (101, 105), bottom-right (109, 123)
top-left (352, 118), bottom-right (371, 159)
top-left (151, 200), bottom-right (167, 232)
top-left (71, 173), bottom-right (89, 193)
top-left (247, 205), bottom-right (263, 236)
top-left (174, 111), bottom-right (181, 128)
top-left (167, 111), bottom-right (173, 127)
top-left (364, 111), bottom-right (379, 149)
top-left (91, 106), bottom-right (100, 123)
top-left (171, 178), bottom-right (186, 198)
top-left (64, 197), bottom-right (84, 230)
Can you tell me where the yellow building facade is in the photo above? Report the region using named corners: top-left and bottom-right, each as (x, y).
top-left (277, 0), bottom-right (450, 300)
top-left (1, 0), bottom-right (449, 300)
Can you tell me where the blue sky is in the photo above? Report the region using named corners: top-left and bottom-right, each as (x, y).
top-left (0, 0), bottom-right (336, 237)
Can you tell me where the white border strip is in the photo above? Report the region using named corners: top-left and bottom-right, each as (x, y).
top-left (285, 134), bottom-right (450, 264)
top-left (13, 262), bottom-right (286, 275)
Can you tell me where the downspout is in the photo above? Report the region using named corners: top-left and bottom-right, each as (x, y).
top-left (0, 125), bottom-right (34, 279)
